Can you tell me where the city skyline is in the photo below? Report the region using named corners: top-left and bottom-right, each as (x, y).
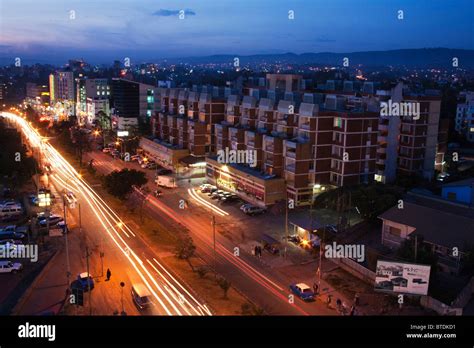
top-left (1, 0), bottom-right (473, 64)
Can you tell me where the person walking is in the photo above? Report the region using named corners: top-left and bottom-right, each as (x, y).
top-left (354, 293), bottom-right (360, 306)
top-left (313, 282), bottom-right (319, 295)
top-left (106, 268), bottom-right (111, 281)
top-left (326, 294), bottom-right (332, 308)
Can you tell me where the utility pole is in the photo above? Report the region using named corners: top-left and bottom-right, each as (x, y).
top-left (317, 227), bottom-right (325, 295)
top-left (63, 193), bottom-right (71, 286)
top-left (414, 235), bottom-right (418, 262)
top-left (86, 246), bottom-right (92, 316)
top-left (285, 190), bottom-right (289, 258)
top-left (212, 215), bottom-right (216, 271)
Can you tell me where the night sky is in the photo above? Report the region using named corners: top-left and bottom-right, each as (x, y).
top-left (0, 0), bottom-right (473, 64)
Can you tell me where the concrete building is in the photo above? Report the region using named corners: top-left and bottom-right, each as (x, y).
top-left (455, 91), bottom-right (474, 142)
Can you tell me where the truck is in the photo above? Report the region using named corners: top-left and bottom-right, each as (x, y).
top-left (155, 175), bottom-right (177, 188)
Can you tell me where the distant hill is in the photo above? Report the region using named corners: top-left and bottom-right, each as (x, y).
top-left (161, 48), bottom-right (474, 69)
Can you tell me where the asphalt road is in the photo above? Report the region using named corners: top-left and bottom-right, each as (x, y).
top-left (86, 150), bottom-right (335, 315)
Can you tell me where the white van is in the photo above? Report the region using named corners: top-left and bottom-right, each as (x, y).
top-left (131, 283), bottom-right (153, 310)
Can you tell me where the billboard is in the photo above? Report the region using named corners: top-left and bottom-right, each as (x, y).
top-left (374, 260), bottom-right (431, 295)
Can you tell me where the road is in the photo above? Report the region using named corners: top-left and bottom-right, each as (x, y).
top-left (2, 112), bottom-right (211, 316)
top-left (86, 150), bottom-right (336, 315)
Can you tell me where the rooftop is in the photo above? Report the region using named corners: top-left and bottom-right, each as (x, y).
top-left (378, 202), bottom-right (474, 252)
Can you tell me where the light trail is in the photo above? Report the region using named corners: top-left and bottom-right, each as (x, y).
top-left (2, 112), bottom-right (211, 316)
top-left (187, 188), bottom-right (229, 216)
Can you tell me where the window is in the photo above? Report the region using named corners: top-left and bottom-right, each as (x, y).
top-left (334, 117), bottom-right (342, 128)
top-left (388, 226), bottom-right (402, 237)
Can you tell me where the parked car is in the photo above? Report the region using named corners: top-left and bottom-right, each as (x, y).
top-left (156, 168), bottom-right (172, 176)
top-left (102, 147), bottom-right (111, 153)
top-left (130, 154), bottom-right (141, 161)
top-left (0, 231), bottom-right (26, 241)
top-left (76, 272), bottom-right (94, 291)
top-left (243, 205), bottom-right (266, 216)
top-left (0, 261), bottom-right (23, 274)
top-left (0, 225), bottom-right (17, 233)
top-left (38, 215), bottom-right (64, 227)
top-left (289, 283), bottom-right (315, 301)
top-left (0, 201), bottom-right (20, 208)
top-left (240, 203), bottom-right (252, 212)
top-left (146, 163), bottom-right (157, 170)
top-left (211, 191), bottom-right (222, 200)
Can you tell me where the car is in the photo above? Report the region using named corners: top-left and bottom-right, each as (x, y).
top-left (77, 272), bottom-right (94, 291)
top-left (289, 283), bottom-right (315, 301)
top-left (0, 225), bottom-right (17, 233)
top-left (130, 154), bottom-right (141, 161)
top-left (221, 194), bottom-right (238, 203)
top-left (131, 283), bottom-right (154, 310)
top-left (0, 261), bottom-right (23, 274)
top-left (210, 192), bottom-right (222, 200)
top-left (200, 186), bottom-right (213, 193)
top-left (102, 147), bottom-right (111, 153)
top-left (207, 187), bottom-right (218, 196)
top-left (0, 201), bottom-right (19, 208)
top-left (156, 168), bottom-right (172, 175)
top-left (240, 203), bottom-right (253, 212)
top-left (38, 215), bottom-right (64, 227)
top-left (140, 162), bottom-right (149, 168)
top-left (243, 206), bottom-right (266, 216)
top-left (146, 163), bottom-right (157, 170)
top-left (0, 231), bottom-right (26, 241)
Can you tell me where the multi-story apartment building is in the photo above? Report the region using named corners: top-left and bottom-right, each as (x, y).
top-left (455, 91), bottom-right (474, 142)
top-left (375, 82), bottom-right (447, 182)
top-left (111, 78), bottom-right (159, 131)
top-left (149, 75), bottom-right (448, 207)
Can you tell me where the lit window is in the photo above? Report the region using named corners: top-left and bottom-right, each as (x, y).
top-left (333, 117), bottom-right (342, 128)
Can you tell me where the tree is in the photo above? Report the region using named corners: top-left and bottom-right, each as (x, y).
top-left (397, 237), bottom-right (438, 283)
top-left (103, 168), bottom-right (147, 200)
top-left (217, 276), bottom-right (231, 299)
top-left (174, 236), bottom-right (196, 271)
top-left (241, 303), bottom-right (265, 316)
top-left (196, 265), bottom-right (210, 279)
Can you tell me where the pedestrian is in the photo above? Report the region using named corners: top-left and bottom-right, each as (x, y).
top-left (106, 268), bottom-right (111, 281)
top-left (336, 298), bottom-right (342, 311)
top-left (350, 305), bottom-right (355, 316)
top-left (326, 294), bottom-right (332, 308)
top-left (254, 245), bottom-right (258, 256)
top-left (313, 282), bottom-right (319, 295)
top-left (354, 293), bottom-right (360, 306)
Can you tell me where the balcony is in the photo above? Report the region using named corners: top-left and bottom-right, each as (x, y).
top-left (379, 124), bottom-right (389, 132)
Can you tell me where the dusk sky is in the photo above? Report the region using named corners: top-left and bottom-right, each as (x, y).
top-left (0, 0), bottom-right (473, 64)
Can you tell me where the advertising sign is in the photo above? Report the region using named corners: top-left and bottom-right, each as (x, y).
top-left (374, 260), bottom-right (431, 295)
